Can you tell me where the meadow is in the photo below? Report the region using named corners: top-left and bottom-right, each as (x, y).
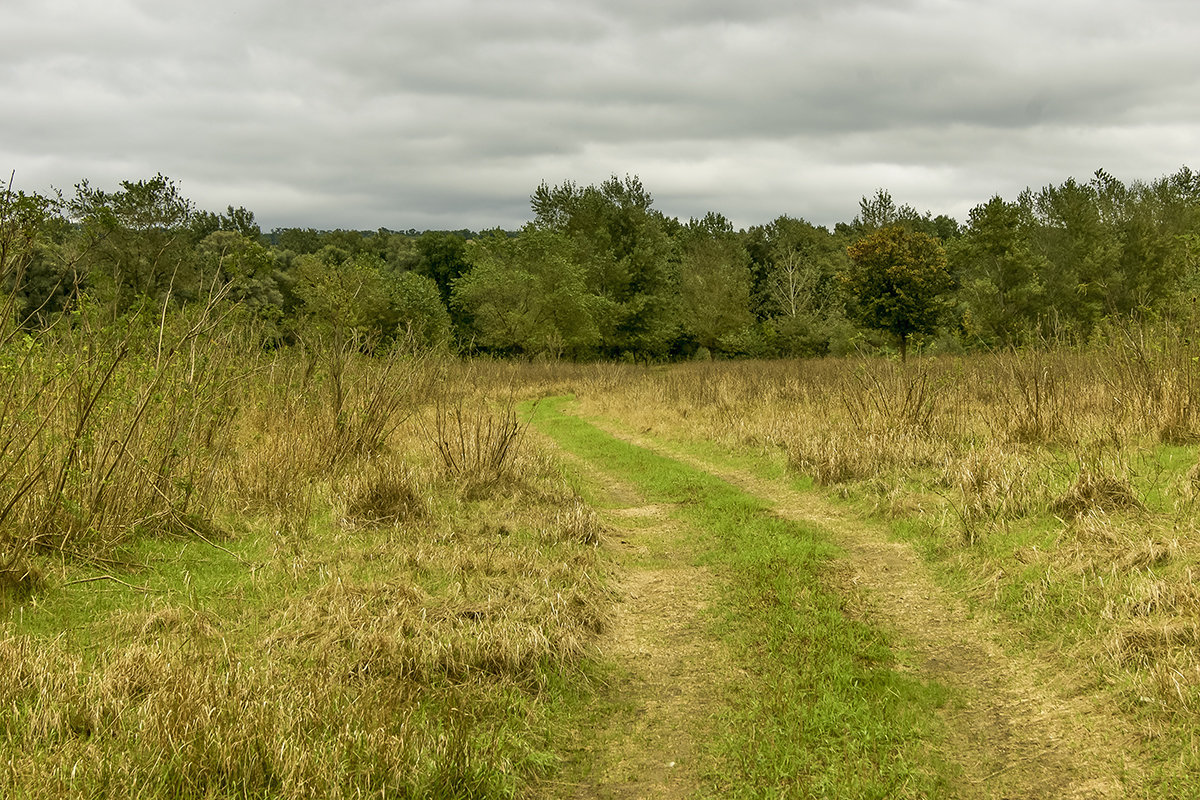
top-left (2, 287), bottom-right (1199, 796)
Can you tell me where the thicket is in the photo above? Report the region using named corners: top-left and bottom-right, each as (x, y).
top-left (7, 166), bottom-right (1200, 362)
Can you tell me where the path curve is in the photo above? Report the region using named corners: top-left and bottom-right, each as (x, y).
top-left (580, 420), bottom-right (1147, 800)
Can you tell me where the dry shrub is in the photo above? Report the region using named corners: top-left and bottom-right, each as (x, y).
top-left (1100, 318), bottom-right (1200, 442)
top-left (841, 360), bottom-right (942, 433)
top-left (431, 399), bottom-right (527, 496)
top-left (0, 294), bottom-right (241, 571)
top-left (1000, 352), bottom-right (1069, 444)
top-left (787, 433), bottom-right (870, 486)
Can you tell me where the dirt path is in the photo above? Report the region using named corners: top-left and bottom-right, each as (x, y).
top-left (543, 452), bottom-right (733, 799)
top-left (576, 422), bottom-right (1149, 800)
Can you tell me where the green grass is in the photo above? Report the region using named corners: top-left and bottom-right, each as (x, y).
top-left (530, 396), bottom-right (954, 798)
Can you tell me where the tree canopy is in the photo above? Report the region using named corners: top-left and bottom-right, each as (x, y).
top-left (843, 226), bottom-right (954, 361)
top-left (6, 166), bottom-right (1200, 361)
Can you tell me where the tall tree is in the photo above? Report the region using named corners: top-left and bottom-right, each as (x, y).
top-left (676, 212), bottom-right (752, 353)
top-left (68, 174), bottom-right (200, 308)
top-left (0, 179), bottom-right (77, 326)
top-left (843, 226), bottom-right (954, 361)
top-left (951, 196), bottom-right (1046, 347)
top-left (531, 175), bottom-right (677, 359)
top-left (414, 231), bottom-right (472, 305)
top-left (453, 227), bottom-right (598, 358)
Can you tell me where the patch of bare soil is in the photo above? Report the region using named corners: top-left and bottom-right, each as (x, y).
top-left (541, 451), bottom-right (732, 799)
top-left (585, 426), bottom-right (1148, 800)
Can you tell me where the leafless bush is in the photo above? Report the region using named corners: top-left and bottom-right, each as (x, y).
top-left (842, 360), bottom-right (941, 433)
top-left (431, 398), bottom-right (527, 495)
top-left (0, 279), bottom-right (241, 592)
top-left (1000, 350), bottom-right (1069, 444)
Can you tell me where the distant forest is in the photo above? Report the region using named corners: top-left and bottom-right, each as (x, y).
top-left (5, 167), bottom-right (1200, 360)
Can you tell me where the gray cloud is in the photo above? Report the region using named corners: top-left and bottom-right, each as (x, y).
top-left (3, 0), bottom-right (1199, 231)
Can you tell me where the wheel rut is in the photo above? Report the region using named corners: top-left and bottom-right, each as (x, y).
top-left (540, 448), bottom-right (731, 799)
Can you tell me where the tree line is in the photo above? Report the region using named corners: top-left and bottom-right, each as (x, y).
top-left (4, 167), bottom-right (1199, 360)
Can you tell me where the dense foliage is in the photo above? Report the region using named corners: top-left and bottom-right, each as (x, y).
top-left (5, 167), bottom-right (1200, 359)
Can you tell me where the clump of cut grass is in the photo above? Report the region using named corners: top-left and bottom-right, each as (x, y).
top-left (0, 633), bottom-right (542, 799)
top-left (544, 497), bottom-right (605, 546)
top-left (939, 446), bottom-right (1044, 543)
top-left (1118, 574), bottom-right (1196, 618)
top-left (1108, 621), bottom-right (1199, 669)
top-left (120, 605), bottom-right (222, 642)
top-left (1051, 464), bottom-right (1144, 519)
top-left (268, 564), bottom-right (601, 685)
top-left (1182, 459), bottom-right (1200, 501)
top-left (1056, 513), bottom-right (1180, 578)
top-left (337, 453), bottom-right (429, 529)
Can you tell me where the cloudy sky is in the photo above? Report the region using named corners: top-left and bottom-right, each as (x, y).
top-left (3, 0), bottom-right (1198, 232)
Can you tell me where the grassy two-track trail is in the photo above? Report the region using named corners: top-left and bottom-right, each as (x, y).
top-left (531, 395), bottom-right (1161, 799)
top-left (531, 396), bottom-right (951, 798)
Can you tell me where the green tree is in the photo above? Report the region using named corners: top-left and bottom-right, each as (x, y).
top-left (273, 227), bottom-right (322, 254)
top-left (0, 179), bottom-right (78, 326)
top-left (68, 174), bottom-right (201, 308)
top-left (951, 196), bottom-right (1046, 347)
top-left (1022, 174), bottom-right (1119, 336)
top-left (453, 227), bottom-right (598, 358)
top-left (389, 270), bottom-right (451, 350)
top-left (676, 212), bottom-right (752, 353)
top-left (531, 175), bottom-right (677, 359)
top-left (843, 226), bottom-right (954, 361)
top-left (414, 231), bottom-right (472, 305)
top-left (195, 230), bottom-right (282, 323)
top-left (841, 189), bottom-right (959, 242)
top-left (755, 216), bottom-right (845, 320)
top-left (290, 251), bottom-right (394, 347)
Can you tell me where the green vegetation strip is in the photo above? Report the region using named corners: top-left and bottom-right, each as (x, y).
top-left (530, 396), bottom-right (952, 798)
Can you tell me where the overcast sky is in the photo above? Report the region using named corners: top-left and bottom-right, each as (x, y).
top-left (3, 0), bottom-right (1199, 232)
